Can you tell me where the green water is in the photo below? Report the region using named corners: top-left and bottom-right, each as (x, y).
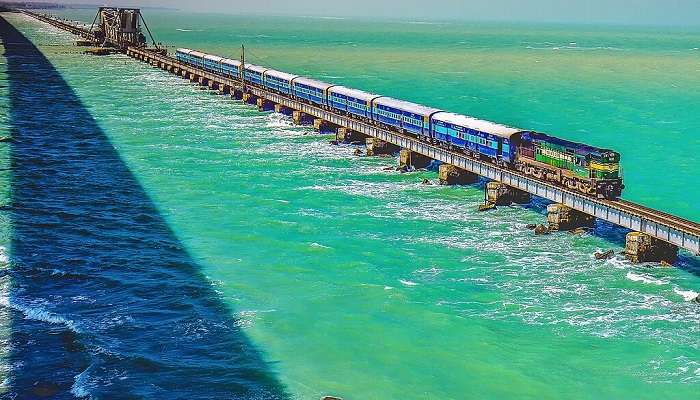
top-left (7, 10), bottom-right (700, 399)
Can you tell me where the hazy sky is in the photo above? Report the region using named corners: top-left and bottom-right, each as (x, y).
top-left (38, 0), bottom-right (700, 25)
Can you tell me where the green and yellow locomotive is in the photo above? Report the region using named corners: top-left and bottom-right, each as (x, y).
top-left (515, 132), bottom-right (623, 199)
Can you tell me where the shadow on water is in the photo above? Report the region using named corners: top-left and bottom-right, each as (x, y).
top-left (0, 15), bottom-right (290, 399)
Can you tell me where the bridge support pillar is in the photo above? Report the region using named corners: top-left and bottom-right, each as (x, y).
top-left (336, 127), bottom-right (366, 144)
top-left (257, 98), bottom-right (275, 111)
top-left (439, 164), bottom-right (478, 185)
top-left (242, 93), bottom-right (258, 104)
top-left (480, 182), bottom-right (530, 210)
top-left (366, 137), bottom-right (399, 156)
top-left (231, 88), bottom-right (244, 100)
top-left (218, 84), bottom-right (230, 95)
top-left (292, 111), bottom-right (314, 125)
top-left (314, 119), bottom-right (339, 134)
top-left (189, 73), bottom-right (198, 82)
top-left (274, 104), bottom-right (293, 116)
top-left (625, 232), bottom-right (678, 264)
top-left (198, 76), bottom-right (209, 86)
top-left (546, 204), bottom-right (595, 231)
top-left (399, 149), bottom-right (432, 170)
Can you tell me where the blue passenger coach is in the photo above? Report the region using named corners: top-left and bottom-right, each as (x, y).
top-left (203, 54), bottom-right (223, 74)
top-left (244, 64), bottom-right (268, 86)
top-left (431, 112), bottom-right (524, 162)
top-left (176, 49), bottom-right (205, 69)
top-left (292, 77), bottom-right (335, 107)
top-left (175, 48), bottom-right (193, 64)
top-left (372, 97), bottom-right (442, 136)
top-left (264, 70), bottom-right (298, 95)
top-left (328, 86), bottom-right (381, 119)
top-left (221, 58), bottom-right (241, 79)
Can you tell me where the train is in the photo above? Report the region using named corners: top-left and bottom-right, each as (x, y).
top-left (175, 48), bottom-right (624, 199)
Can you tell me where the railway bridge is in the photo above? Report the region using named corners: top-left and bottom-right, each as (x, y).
top-left (20, 8), bottom-right (160, 51)
top-left (16, 10), bottom-right (700, 264)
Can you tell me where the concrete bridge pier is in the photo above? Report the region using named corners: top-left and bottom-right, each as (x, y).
top-left (274, 104), bottom-right (293, 116)
top-left (292, 111), bottom-right (314, 125)
top-left (242, 92), bottom-right (259, 105)
top-left (438, 164), bottom-right (479, 185)
top-left (399, 149), bottom-right (432, 170)
top-left (546, 204), bottom-right (595, 231)
top-left (230, 88), bottom-right (244, 100)
top-left (366, 137), bottom-right (399, 156)
top-left (625, 232), bottom-right (678, 264)
top-left (197, 76), bottom-right (209, 87)
top-left (217, 84), bottom-right (230, 95)
top-left (480, 182), bottom-right (530, 211)
top-left (336, 127), bottom-right (366, 144)
top-left (257, 98), bottom-right (275, 112)
top-left (314, 119), bottom-right (339, 134)
top-left (207, 80), bottom-right (218, 91)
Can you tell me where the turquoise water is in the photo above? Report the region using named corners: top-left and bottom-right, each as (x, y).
top-left (2, 10), bottom-right (700, 399)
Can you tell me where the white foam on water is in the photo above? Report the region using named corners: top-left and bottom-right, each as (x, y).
top-left (0, 246), bottom-right (7, 263)
top-left (0, 285), bottom-right (79, 332)
top-left (70, 363), bottom-right (93, 398)
top-left (626, 271), bottom-right (669, 286)
top-left (399, 279), bottom-right (418, 287)
top-left (606, 256), bottom-right (630, 269)
top-left (673, 287), bottom-right (699, 302)
top-left (310, 242), bottom-right (331, 249)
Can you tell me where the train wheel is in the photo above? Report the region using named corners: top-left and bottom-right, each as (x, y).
top-left (564, 178), bottom-right (576, 190)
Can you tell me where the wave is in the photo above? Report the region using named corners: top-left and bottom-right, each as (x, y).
top-left (403, 21), bottom-right (448, 25)
top-left (625, 271), bottom-right (669, 286)
top-left (70, 363), bottom-right (93, 398)
top-left (1, 296), bottom-right (79, 332)
top-left (673, 287), bottom-right (699, 302)
top-left (525, 45), bottom-right (627, 51)
top-left (399, 279), bottom-right (418, 286)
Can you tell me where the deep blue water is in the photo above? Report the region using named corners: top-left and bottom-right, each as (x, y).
top-left (0, 15), bottom-right (288, 399)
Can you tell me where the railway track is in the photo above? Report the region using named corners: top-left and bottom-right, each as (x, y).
top-left (610, 199), bottom-right (700, 236)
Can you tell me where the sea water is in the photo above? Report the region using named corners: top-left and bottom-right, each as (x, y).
top-left (0, 10), bottom-right (698, 399)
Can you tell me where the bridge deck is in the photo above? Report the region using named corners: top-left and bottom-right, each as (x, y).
top-left (15, 11), bottom-right (700, 255)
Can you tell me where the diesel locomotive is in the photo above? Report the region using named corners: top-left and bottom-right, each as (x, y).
top-left (176, 48), bottom-right (624, 199)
